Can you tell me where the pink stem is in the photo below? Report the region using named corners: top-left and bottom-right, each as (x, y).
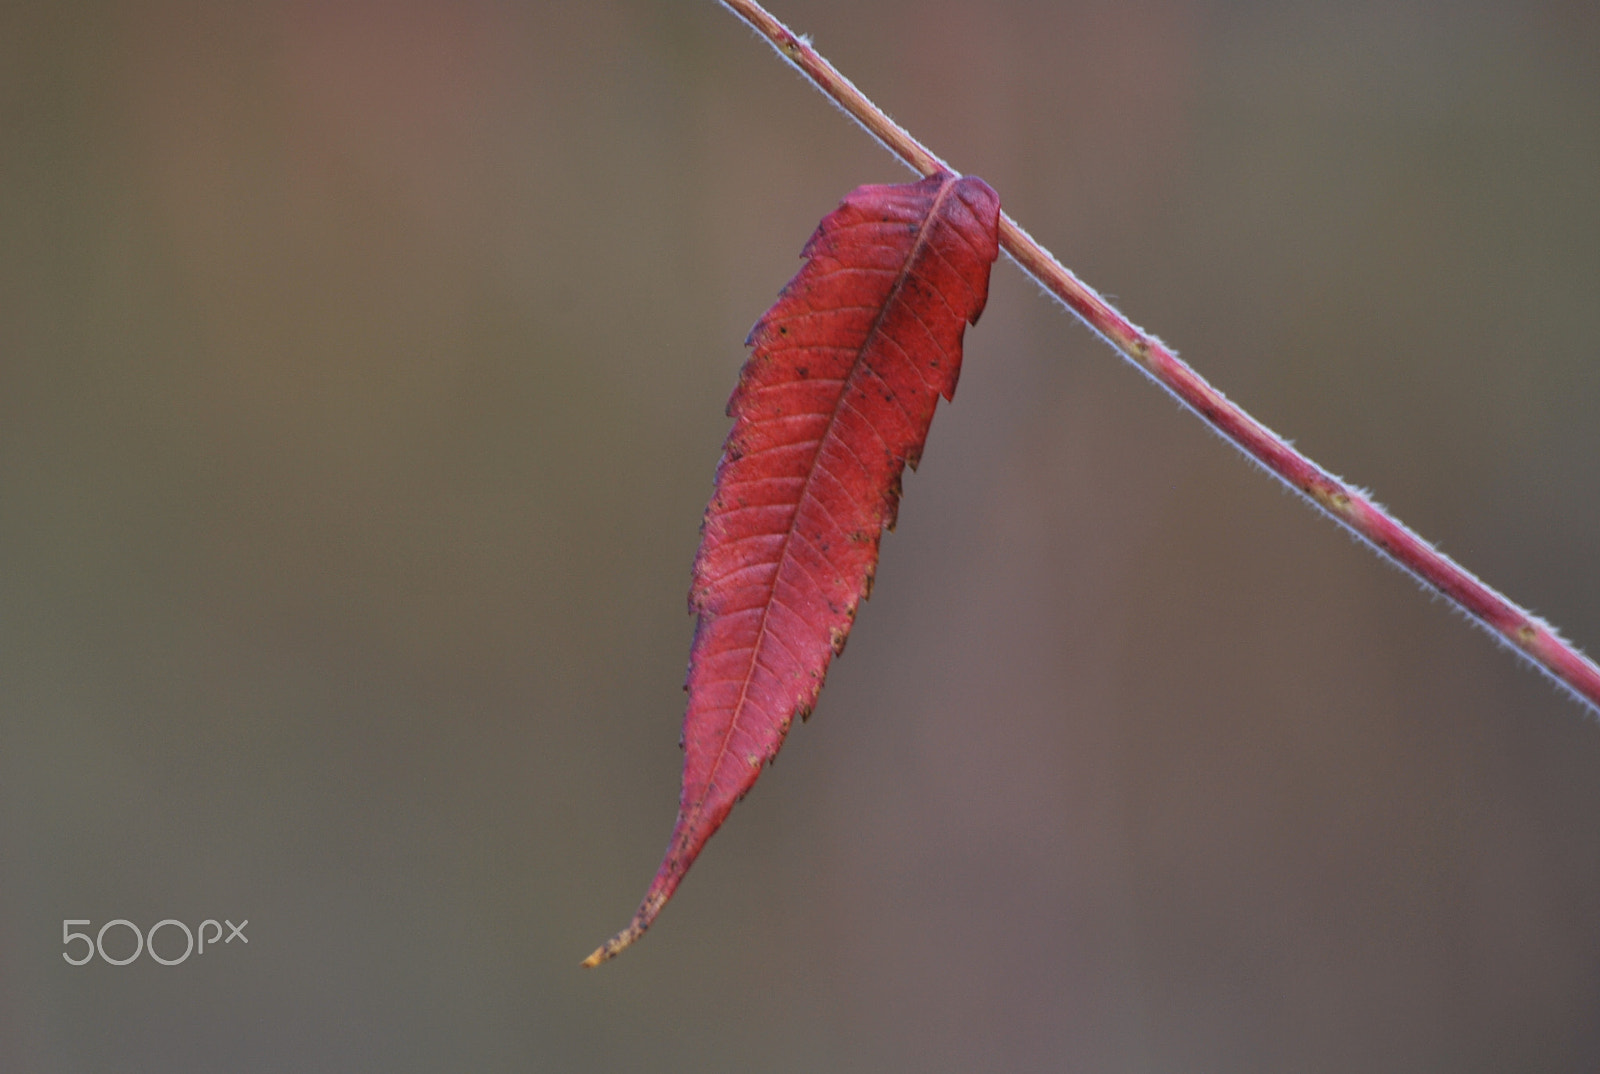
top-left (720, 0), bottom-right (1600, 714)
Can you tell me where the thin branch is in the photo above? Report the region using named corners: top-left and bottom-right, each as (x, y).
top-left (719, 0), bottom-right (1600, 715)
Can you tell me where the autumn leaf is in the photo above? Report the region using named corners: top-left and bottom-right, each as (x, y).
top-left (584, 171), bottom-right (1001, 965)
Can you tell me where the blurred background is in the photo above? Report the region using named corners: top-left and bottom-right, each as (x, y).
top-left (3, 0), bottom-right (1599, 1069)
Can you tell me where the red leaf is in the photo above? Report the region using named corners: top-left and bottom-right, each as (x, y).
top-left (585, 171), bottom-right (1001, 965)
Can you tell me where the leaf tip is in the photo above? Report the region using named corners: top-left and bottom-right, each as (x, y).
top-left (580, 924), bottom-right (640, 968)
top-left (580, 885), bottom-right (672, 968)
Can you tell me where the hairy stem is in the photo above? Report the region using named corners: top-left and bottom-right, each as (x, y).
top-left (720, 0), bottom-right (1600, 714)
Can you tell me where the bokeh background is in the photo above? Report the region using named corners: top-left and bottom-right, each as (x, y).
top-left (4, 1), bottom-right (1599, 1070)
